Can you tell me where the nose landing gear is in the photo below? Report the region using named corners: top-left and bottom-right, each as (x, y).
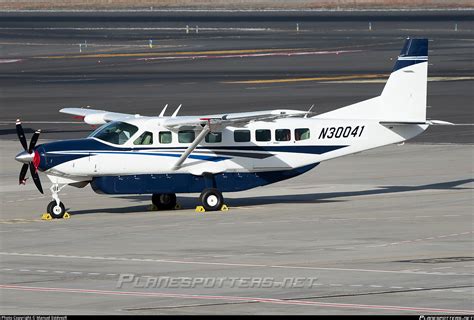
top-left (45, 184), bottom-right (68, 219)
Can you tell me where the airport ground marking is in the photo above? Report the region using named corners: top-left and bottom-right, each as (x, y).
top-left (224, 73), bottom-right (387, 84)
top-left (0, 284), bottom-right (472, 314)
top-left (35, 48), bottom-right (310, 59)
top-left (1, 268), bottom-right (472, 293)
top-left (365, 231), bottom-right (474, 248)
top-left (1, 252), bottom-right (472, 276)
top-left (136, 49), bottom-right (361, 62)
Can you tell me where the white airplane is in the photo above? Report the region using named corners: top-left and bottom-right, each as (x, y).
top-left (14, 38), bottom-right (455, 218)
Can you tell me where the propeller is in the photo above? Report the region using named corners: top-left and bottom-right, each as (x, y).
top-left (14, 119), bottom-right (43, 194)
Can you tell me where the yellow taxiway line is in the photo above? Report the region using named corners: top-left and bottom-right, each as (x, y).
top-left (223, 74), bottom-right (388, 84)
top-left (36, 48), bottom-right (306, 59)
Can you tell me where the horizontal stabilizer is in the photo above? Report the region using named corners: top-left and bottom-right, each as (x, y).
top-left (381, 120), bottom-right (473, 126)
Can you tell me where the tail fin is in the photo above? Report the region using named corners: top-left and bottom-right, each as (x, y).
top-left (316, 38), bottom-right (428, 122)
top-left (380, 38), bottom-right (428, 122)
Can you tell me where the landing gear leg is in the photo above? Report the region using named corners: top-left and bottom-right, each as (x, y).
top-left (47, 183), bottom-right (67, 219)
top-left (152, 193), bottom-right (177, 210)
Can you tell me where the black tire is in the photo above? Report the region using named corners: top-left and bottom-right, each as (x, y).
top-left (152, 193), bottom-right (177, 210)
top-left (47, 200), bottom-right (66, 219)
top-left (199, 188), bottom-right (224, 211)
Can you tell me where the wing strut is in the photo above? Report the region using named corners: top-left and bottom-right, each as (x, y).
top-left (172, 123), bottom-right (210, 170)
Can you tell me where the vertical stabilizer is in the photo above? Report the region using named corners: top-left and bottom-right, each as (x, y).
top-left (380, 38), bottom-right (428, 122)
top-left (316, 38), bottom-right (428, 122)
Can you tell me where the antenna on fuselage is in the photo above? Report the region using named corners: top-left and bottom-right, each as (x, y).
top-left (304, 104), bottom-right (315, 118)
top-left (171, 104), bottom-right (182, 118)
top-left (159, 104), bottom-right (168, 117)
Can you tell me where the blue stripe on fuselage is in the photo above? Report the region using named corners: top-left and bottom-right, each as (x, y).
top-left (36, 138), bottom-right (348, 171)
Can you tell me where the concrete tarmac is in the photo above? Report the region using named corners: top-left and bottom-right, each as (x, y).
top-left (1, 140), bottom-right (473, 314)
top-left (0, 10), bottom-right (473, 143)
top-left (0, 11), bottom-right (473, 314)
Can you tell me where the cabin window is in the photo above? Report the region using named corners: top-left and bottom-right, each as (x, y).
top-left (178, 130), bottom-right (195, 143)
top-left (256, 129), bottom-right (271, 142)
top-left (295, 128), bottom-right (310, 141)
top-left (234, 130), bottom-right (250, 142)
top-left (275, 129), bottom-right (291, 141)
top-left (159, 131), bottom-right (172, 144)
top-left (89, 121), bottom-right (138, 145)
top-left (133, 131), bottom-right (153, 145)
top-left (205, 132), bottom-right (222, 143)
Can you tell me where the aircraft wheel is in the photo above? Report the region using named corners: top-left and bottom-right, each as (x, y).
top-left (152, 193), bottom-right (177, 210)
top-left (47, 201), bottom-right (66, 219)
top-left (200, 188), bottom-right (224, 211)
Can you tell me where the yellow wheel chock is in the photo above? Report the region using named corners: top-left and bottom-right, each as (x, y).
top-left (195, 206), bottom-right (206, 213)
top-left (195, 204), bottom-right (229, 213)
top-left (148, 204), bottom-right (158, 211)
top-left (41, 212), bottom-right (71, 220)
top-left (149, 203), bottom-right (182, 211)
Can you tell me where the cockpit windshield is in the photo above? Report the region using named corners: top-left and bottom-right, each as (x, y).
top-left (89, 121), bottom-right (138, 145)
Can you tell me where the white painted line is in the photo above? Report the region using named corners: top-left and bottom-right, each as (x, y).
top-left (0, 59), bottom-right (21, 64)
top-left (1, 252), bottom-right (470, 276)
top-left (19, 269), bottom-right (30, 272)
top-left (35, 270), bottom-right (48, 273)
top-left (369, 285), bottom-right (383, 288)
top-left (54, 271), bottom-right (65, 274)
top-left (1, 284), bottom-right (472, 314)
top-left (0, 121), bottom-right (86, 124)
top-left (390, 286), bottom-right (404, 289)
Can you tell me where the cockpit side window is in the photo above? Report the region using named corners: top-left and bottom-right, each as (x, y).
top-left (89, 121), bottom-right (138, 145)
top-left (133, 131), bottom-right (153, 145)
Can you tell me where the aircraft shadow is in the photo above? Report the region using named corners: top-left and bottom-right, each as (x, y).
top-left (70, 178), bottom-right (473, 215)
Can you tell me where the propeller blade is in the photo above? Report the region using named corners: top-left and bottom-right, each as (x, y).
top-left (29, 162), bottom-right (43, 194)
top-left (19, 163), bottom-right (28, 184)
top-left (16, 119), bottom-right (27, 151)
top-left (28, 129), bottom-right (41, 153)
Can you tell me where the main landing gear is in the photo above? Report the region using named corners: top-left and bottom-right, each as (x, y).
top-left (151, 188), bottom-right (227, 212)
top-left (199, 188), bottom-right (224, 211)
top-left (151, 193), bottom-right (177, 210)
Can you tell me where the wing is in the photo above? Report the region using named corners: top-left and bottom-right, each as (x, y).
top-left (162, 109), bottom-right (309, 130)
top-left (60, 107), bottom-right (143, 125)
top-left (164, 109), bottom-right (309, 170)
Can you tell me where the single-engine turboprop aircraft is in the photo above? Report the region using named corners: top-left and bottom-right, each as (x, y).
top-left (14, 38), bottom-right (456, 217)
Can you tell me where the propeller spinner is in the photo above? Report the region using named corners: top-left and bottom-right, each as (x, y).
top-left (14, 119), bottom-right (43, 194)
